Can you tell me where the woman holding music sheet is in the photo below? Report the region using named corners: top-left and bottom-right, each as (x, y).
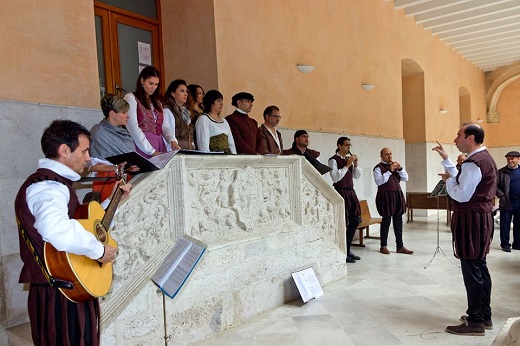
top-left (89, 94), bottom-right (138, 200)
top-left (124, 66), bottom-right (179, 158)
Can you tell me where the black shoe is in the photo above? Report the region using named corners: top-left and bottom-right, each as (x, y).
top-left (502, 247), bottom-right (511, 252)
top-left (346, 257), bottom-right (356, 263)
top-left (348, 251), bottom-right (361, 260)
top-left (460, 315), bottom-right (493, 330)
top-left (512, 245), bottom-right (520, 250)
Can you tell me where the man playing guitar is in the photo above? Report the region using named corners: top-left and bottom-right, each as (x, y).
top-left (15, 120), bottom-right (131, 346)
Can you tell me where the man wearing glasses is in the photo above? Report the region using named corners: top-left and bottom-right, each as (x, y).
top-left (257, 105), bottom-right (283, 154)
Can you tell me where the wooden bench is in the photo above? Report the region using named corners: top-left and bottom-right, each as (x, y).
top-left (352, 200), bottom-right (382, 247)
top-left (406, 192), bottom-right (451, 224)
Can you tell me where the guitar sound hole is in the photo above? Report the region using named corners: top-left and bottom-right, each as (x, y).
top-left (96, 224), bottom-right (107, 243)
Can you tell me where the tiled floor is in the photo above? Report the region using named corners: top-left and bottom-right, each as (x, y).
top-left (195, 215), bottom-right (520, 345)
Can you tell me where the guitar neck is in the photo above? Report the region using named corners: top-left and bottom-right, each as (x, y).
top-left (102, 168), bottom-right (126, 229)
top-left (102, 187), bottom-right (123, 230)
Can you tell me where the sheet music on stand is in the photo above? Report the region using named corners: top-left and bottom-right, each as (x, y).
top-left (424, 179), bottom-right (459, 269)
top-left (151, 235), bottom-right (206, 299)
top-left (429, 180), bottom-right (447, 198)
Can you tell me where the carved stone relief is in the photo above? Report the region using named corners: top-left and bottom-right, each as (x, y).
top-left (185, 166), bottom-right (291, 241)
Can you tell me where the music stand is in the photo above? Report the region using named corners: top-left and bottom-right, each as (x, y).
top-left (424, 180), bottom-right (460, 269)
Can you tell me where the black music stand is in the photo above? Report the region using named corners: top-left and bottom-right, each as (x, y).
top-left (424, 180), bottom-right (459, 269)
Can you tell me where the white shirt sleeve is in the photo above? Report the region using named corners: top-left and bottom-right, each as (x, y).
top-left (328, 158), bottom-right (347, 183)
top-left (441, 158), bottom-right (459, 177)
top-left (124, 93), bottom-right (156, 156)
top-left (442, 159), bottom-right (482, 202)
top-left (162, 108), bottom-right (177, 144)
top-left (195, 116), bottom-right (210, 152)
top-left (225, 120), bottom-right (237, 154)
top-left (352, 166), bottom-right (362, 179)
top-left (26, 181), bottom-right (104, 260)
top-left (398, 168), bottom-right (409, 182)
top-left (374, 166), bottom-right (391, 186)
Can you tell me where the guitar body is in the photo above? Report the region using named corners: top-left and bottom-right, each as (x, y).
top-left (44, 201), bottom-right (118, 303)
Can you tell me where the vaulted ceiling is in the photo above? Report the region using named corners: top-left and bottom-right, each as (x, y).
top-left (393, 0), bottom-right (520, 72)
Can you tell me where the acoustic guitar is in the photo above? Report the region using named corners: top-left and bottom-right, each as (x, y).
top-left (43, 170), bottom-right (126, 302)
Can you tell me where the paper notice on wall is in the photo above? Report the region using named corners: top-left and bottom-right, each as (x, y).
top-left (138, 41), bottom-right (151, 65)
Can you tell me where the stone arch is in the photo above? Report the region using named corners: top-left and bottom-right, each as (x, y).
top-left (401, 58), bottom-right (426, 193)
top-left (486, 62), bottom-right (520, 122)
top-left (401, 58), bottom-right (425, 143)
top-left (459, 86), bottom-right (471, 125)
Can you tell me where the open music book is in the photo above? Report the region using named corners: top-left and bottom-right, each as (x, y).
top-left (151, 235), bottom-right (206, 299)
top-left (291, 267), bottom-right (324, 303)
top-left (106, 150), bottom-right (179, 174)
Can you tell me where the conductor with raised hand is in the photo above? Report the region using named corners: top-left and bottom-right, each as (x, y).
top-left (432, 124), bottom-right (497, 336)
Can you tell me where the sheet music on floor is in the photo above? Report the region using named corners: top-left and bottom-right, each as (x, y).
top-left (151, 235), bottom-right (206, 299)
top-left (291, 267), bottom-right (324, 303)
top-left (429, 180), bottom-right (447, 198)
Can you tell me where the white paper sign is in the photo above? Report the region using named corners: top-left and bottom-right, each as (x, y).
top-left (138, 41), bottom-right (151, 65)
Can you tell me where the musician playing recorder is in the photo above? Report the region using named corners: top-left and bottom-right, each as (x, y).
top-left (373, 147), bottom-right (414, 255)
top-left (14, 120), bottom-right (131, 346)
top-left (328, 137), bottom-right (362, 263)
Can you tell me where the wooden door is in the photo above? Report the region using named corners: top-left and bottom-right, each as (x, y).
top-left (95, 2), bottom-right (162, 98)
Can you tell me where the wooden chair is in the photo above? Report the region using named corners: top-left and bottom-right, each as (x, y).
top-left (352, 200), bottom-right (382, 247)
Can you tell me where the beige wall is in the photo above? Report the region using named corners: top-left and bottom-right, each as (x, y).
top-left (0, 0), bottom-right (100, 109)
top-left (207, 0), bottom-right (486, 143)
top-left (161, 0), bottom-right (219, 91)
top-left (487, 78), bottom-right (520, 147)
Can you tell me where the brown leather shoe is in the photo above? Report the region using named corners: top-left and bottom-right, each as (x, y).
top-left (380, 246), bottom-right (390, 254)
top-left (460, 315), bottom-right (493, 330)
top-left (446, 321), bottom-right (485, 336)
top-left (396, 246), bottom-right (414, 254)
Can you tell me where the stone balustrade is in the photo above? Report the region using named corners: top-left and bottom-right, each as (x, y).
top-left (92, 154), bottom-right (348, 345)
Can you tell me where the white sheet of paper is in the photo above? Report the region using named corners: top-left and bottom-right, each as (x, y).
top-left (138, 41), bottom-right (151, 65)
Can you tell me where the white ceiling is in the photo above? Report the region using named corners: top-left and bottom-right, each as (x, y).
top-left (393, 0), bottom-right (520, 72)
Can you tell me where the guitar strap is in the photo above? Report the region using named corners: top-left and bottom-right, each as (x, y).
top-left (17, 218), bottom-right (74, 289)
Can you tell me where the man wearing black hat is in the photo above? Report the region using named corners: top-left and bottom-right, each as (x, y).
top-left (283, 130), bottom-right (331, 174)
top-left (226, 92), bottom-right (259, 154)
top-left (496, 150), bottom-right (520, 252)
top-left (283, 130), bottom-right (320, 158)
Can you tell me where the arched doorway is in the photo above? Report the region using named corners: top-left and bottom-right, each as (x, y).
top-left (459, 86), bottom-right (471, 125)
top-left (401, 59), bottom-right (425, 192)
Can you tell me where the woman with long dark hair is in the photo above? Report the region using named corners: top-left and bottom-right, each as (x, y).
top-left (124, 66), bottom-right (179, 158)
top-left (164, 79), bottom-right (193, 149)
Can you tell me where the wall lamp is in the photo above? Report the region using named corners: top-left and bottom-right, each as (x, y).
top-left (361, 84), bottom-right (375, 91)
top-left (296, 64), bottom-right (315, 73)
top-left (439, 109), bottom-right (448, 115)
